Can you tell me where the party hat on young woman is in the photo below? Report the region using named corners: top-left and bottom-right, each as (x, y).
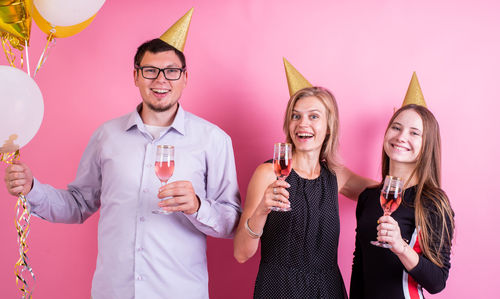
top-left (283, 57), bottom-right (313, 96)
top-left (402, 72), bottom-right (427, 107)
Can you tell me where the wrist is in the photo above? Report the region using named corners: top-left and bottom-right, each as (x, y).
top-left (395, 241), bottom-right (409, 256)
top-left (245, 217), bottom-right (263, 239)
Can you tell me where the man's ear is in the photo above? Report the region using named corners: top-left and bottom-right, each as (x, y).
top-left (133, 69), bottom-right (139, 86)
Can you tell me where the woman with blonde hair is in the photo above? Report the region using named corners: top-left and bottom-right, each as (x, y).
top-left (234, 83), bottom-right (374, 298)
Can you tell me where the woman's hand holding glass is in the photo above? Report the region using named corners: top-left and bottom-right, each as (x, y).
top-left (254, 180), bottom-right (291, 216)
top-left (371, 176), bottom-right (403, 248)
top-left (375, 215), bottom-right (408, 254)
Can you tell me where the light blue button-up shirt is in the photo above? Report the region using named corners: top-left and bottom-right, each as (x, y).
top-left (27, 104), bottom-right (241, 299)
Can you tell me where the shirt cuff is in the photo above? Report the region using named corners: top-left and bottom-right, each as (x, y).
top-left (26, 178), bottom-right (45, 206)
top-left (185, 197), bottom-right (210, 224)
top-left (24, 178), bottom-right (48, 216)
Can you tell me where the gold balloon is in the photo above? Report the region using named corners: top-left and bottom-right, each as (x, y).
top-left (32, 4), bottom-right (96, 39)
top-left (0, 0), bottom-right (31, 47)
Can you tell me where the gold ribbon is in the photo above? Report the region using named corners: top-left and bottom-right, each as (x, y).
top-left (33, 30), bottom-right (55, 77)
top-left (1, 150), bottom-right (35, 298)
top-left (1, 31), bottom-right (24, 67)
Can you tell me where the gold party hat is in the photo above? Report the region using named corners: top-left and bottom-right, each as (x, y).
top-left (159, 8), bottom-right (194, 52)
top-left (402, 72), bottom-right (427, 107)
top-left (283, 57), bottom-right (313, 96)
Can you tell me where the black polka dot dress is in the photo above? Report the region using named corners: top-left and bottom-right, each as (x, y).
top-left (254, 162), bottom-right (347, 299)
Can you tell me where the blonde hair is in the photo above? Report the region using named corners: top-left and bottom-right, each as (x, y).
top-left (283, 86), bottom-right (340, 171)
top-left (382, 104), bottom-right (454, 267)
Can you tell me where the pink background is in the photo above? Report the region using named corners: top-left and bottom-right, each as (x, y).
top-left (1, 0), bottom-right (498, 298)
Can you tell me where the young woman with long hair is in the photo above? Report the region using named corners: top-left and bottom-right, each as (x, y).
top-left (350, 104), bottom-right (455, 298)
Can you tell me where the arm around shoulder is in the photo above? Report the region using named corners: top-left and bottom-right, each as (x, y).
top-left (335, 165), bottom-right (377, 200)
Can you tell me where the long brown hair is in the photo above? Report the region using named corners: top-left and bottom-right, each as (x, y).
top-left (283, 86), bottom-right (340, 172)
top-left (382, 104), bottom-right (454, 267)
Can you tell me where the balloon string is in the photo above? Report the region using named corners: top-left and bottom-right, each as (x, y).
top-left (1, 150), bottom-right (36, 298)
top-left (20, 51), bottom-right (24, 70)
top-left (25, 40), bottom-right (30, 77)
top-left (0, 151), bottom-right (19, 164)
top-left (15, 193), bottom-right (35, 299)
top-left (34, 31), bottom-right (56, 78)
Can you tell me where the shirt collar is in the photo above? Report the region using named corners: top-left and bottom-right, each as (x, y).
top-left (124, 103), bottom-right (186, 136)
top-left (169, 104), bottom-right (186, 135)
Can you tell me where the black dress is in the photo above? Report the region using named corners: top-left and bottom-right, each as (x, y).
top-left (350, 186), bottom-right (453, 299)
top-left (254, 162), bottom-right (347, 299)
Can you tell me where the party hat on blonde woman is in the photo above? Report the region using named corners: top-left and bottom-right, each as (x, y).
top-left (160, 8), bottom-right (194, 52)
top-left (402, 72), bottom-right (427, 107)
top-left (283, 57), bottom-right (313, 96)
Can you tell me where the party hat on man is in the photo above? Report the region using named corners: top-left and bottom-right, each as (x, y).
top-left (402, 72), bottom-right (427, 107)
top-left (159, 8), bottom-right (194, 52)
top-left (283, 57), bottom-right (313, 96)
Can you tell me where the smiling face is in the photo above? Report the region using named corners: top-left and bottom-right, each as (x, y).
top-left (383, 109), bottom-right (423, 166)
top-left (134, 50), bottom-right (187, 114)
top-left (288, 96), bottom-right (329, 153)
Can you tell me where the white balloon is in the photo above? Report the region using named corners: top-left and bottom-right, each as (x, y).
top-left (0, 66), bottom-right (44, 153)
top-left (34, 0), bottom-right (105, 27)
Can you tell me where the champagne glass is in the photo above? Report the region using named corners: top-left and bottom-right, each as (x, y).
top-left (371, 175), bottom-right (403, 248)
top-left (152, 145), bottom-right (175, 214)
top-left (270, 142), bottom-right (292, 212)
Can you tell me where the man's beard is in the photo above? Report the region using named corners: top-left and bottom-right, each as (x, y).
top-left (145, 101), bottom-right (176, 113)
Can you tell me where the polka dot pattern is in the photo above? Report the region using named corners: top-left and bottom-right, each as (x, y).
top-left (254, 162), bottom-right (347, 298)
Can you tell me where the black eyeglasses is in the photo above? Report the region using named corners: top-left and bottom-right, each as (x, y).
top-left (135, 66), bottom-right (185, 81)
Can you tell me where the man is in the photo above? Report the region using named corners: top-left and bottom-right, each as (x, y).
top-left (3, 9), bottom-right (241, 299)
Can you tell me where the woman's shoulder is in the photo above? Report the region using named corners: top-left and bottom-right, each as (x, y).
top-left (252, 162), bottom-right (275, 181)
top-left (420, 187), bottom-right (452, 212)
top-left (360, 185), bottom-right (380, 197)
top-left (425, 188), bottom-right (455, 222)
top-left (357, 185), bottom-right (381, 206)
top-left (246, 163), bottom-right (276, 196)
top-left (355, 186), bottom-right (380, 217)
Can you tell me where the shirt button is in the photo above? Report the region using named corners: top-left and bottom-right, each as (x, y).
top-left (147, 163), bottom-right (153, 168)
top-left (139, 217), bottom-right (145, 222)
top-left (137, 275), bottom-right (143, 281)
top-left (143, 188), bottom-right (149, 193)
top-left (137, 247), bottom-right (144, 252)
